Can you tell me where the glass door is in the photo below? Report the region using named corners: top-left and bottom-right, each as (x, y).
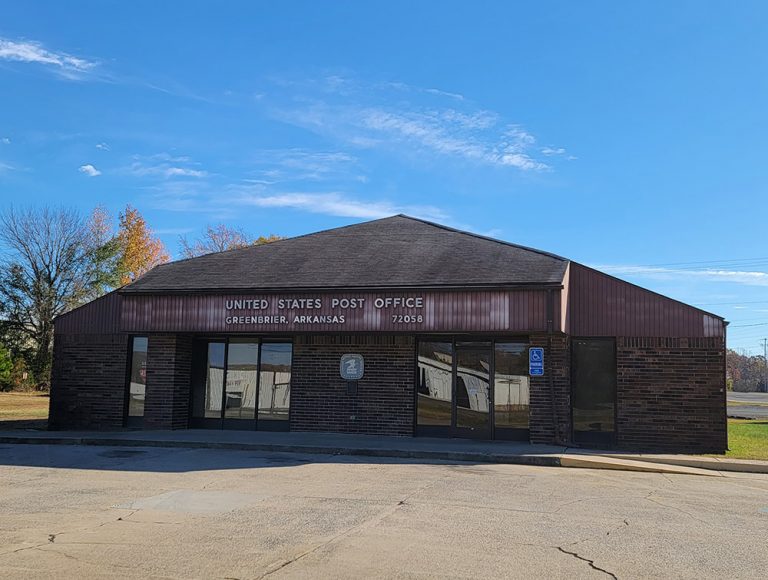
top-left (454, 342), bottom-right (492, 438)
top-left (191, 338), bottom-right (292, 431)
top-left (222, 339), bottom-right (259, 430)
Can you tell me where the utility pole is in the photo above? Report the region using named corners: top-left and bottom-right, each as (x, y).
top-left (762, 339), bottom-right (768, 393)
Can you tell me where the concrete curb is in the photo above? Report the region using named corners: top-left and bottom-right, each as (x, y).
top-left (560, 454), bottom-right (722, 477)
top-left (601, 453), bottom-right (768, 474)
top-left (0, 435), bottom-right (730, 476)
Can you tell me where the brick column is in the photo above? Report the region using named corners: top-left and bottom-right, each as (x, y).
top-left (144, 334), bottom-right (193, 430)
top-left (529, 334), bottom-right (570, 445)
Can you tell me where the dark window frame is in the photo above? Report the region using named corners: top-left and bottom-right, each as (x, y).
top-left (414, 335), bottom-right (531, 441)
top-left (124, 335), bottom-right (149, 429)
top-left (190, 336), bottom-right (293, 431)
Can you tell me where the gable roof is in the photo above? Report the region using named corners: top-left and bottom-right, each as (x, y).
top-left (120, 215), bottom-right (569, 293)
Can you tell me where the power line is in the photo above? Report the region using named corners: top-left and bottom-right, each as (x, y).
top-left (643, 256), bottom-right (768, 267)
top-left (695, 300), bottom-right (768, 306)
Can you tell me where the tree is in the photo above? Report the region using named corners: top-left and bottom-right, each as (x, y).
top-left (117, 205), bottom-right (169, 284)
top-left (81, 206), bottom-right (122, 300)
top-left (179, 224), bottom-right (283, 258)
top-left (179, 224), bottom-right (251, 258)
top-left (0, 343), bottom-right (12, 390)
top-left (0, 207), bottom-right (95, 388)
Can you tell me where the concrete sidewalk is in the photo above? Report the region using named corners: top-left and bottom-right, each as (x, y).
top-left (0, 428), bottom-right (766, 477)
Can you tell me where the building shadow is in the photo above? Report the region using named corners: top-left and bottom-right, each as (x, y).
top-left (0, 441), bottom-right (502, 474)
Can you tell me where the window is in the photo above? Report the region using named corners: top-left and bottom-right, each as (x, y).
top-left (417, 341), bottom-right (453, 426)
top-left (494, 342), bottom-right (530, 430)
top-left (127, 337), bottom-right (148, 420)
top-left (191, 338), bottom-right (292, 429)
top-left (258, 343), bottom-right (292, 421)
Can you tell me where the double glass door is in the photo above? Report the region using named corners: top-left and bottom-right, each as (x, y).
top-left (417, 339), bottom-right (530, 440)
top-left (191, 338), bottom-right (292, 430)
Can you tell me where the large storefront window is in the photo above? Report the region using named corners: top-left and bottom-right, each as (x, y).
top-left (494, 342), bottom-right (530, 437)
top-left (259, 343), bottom-right (292, 421)
top-left (127, 336), bottom-right (148, 425)
top-left (417, 338), bottom-right (530, 440)
top-left (192, 338), bottom-right (292, 430)
top-left (417, 341), bottom-right (453, 426)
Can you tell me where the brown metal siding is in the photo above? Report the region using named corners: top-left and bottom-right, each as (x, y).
top-left (120, 289), bottom-right (553, 334)
top-left (566, 263), bottom-right (724, 338)
top-left (54, 291), bottom-right (123, 336)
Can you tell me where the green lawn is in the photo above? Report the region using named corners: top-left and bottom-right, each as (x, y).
top-left (725, 419), bottom-right (768, 460)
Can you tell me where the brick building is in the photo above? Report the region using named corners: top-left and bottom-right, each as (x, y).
top-left (50, 215), bottom-right (728, 452)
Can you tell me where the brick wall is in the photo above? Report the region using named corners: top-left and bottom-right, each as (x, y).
top-left (291, 335), bottom-right (415, 436)
top-left (49, 333), bottom-right (128, 430)
top-left (616, 337), bottom-right (727, 453)
top-left (143, 334), bottom-right (194, 430)
top-left (529, 334), bottom-right (570, 445)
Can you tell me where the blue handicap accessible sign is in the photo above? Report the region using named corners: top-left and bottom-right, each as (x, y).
top-left (529, 347), bottom-right (544, 376)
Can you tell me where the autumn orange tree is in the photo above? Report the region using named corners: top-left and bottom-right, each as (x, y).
top-left (117, 205), bottom-right (169, 284)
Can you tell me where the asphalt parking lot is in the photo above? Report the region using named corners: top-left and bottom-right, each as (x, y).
top-left (1, 445), bottom-right (767, 579)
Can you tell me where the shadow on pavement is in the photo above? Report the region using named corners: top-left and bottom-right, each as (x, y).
top-left (0, 441), bottom-right (492, 473)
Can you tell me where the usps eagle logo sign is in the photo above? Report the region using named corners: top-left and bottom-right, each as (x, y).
top-left (340, 353), bottom-right (365, 380)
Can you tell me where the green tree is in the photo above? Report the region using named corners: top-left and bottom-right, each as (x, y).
top-left (0, 343), bottom-right (12, 390)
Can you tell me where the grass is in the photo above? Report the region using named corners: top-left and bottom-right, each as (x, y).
top-left (0, 392), bottom-right (50, 420)
top-left (724, 419), bottom-right (768, 461)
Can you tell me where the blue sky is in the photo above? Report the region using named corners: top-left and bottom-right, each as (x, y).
top-left (1, 1), bottom-right (767, 352)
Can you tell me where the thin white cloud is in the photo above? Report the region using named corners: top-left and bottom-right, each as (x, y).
top-left (0, 38), bottom-right (96, 79)
top-left (250, 149), bottom-right (358, 183)
top-left (96, 142), bottom-right (110, 151)
top-left (276, 102), bottom-right (549, 171)
top-left (232, 190), bottom-right (448, 221)
top-left (0, 161), bottom-right (14, 173)
top-left (1, 137), bottom-right (10, 145)
top-left (164, 167), bottom-right (206, 178)
top-left (541, 147), bottom-right (566, 156)
top-left (78, 164), bottom-right (101, 177)
top-left (268, 76), bottom-right (559, 172)
top-left (595, 264), bottom-right (768, 287)
top-left (129, 154), bottom-right (207, 179)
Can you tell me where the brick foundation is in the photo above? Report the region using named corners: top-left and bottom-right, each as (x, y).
top-left (616, 337), bottom-right (727, 453)
top-left (49, 333), bottom-right (129, 430)
top-left (291, 335), bottom-right (415, 436)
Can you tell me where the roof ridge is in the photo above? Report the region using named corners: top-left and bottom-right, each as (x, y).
top-left (122, 214), bottom-right (408, 288)
top-left (393, 214), bottom-right (568, 262)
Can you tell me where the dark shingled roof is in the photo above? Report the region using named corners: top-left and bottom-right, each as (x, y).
top-left (121, 215), bottom-right (568, 293)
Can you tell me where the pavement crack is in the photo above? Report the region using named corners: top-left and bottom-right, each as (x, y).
top-left (556, 546), bottom-right (618, 579)
top-left (645, 496), bottom-right (712, 527)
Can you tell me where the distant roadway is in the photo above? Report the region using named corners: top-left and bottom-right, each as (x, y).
top-left (727, 391), bottom-right (768, 419)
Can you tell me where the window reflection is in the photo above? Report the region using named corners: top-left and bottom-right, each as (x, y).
top-left (128, 337), bottom-right (148, 418)
top-left (259, 343), bottom-right (292, 421)
top-left (205, 342), bottom-right (226, 419)
top-left (455, 346), bottom-right (491, 430)
top-left (494, 342), bottom-right (530, 430)
top-left (224, 340), bottom-right (259, 420)
top-left (417, 341), bottom-right (453, 426)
